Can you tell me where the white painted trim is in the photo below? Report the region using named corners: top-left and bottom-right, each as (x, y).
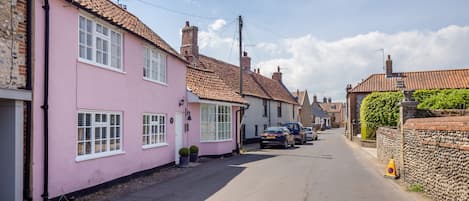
top-left (75, 150), bottom-right (126, 162)
top-left (200, 139), bottom-right (233, 143)
top-left (0, 88), bottom-right (32, 101)
top-left (187, 91), bottom-right (246, 107)
top-left (142, 143), bottom-right (168, 150)
top-left (14, 100), bottom-right (23, 201)
top-left (142, 77), bottom-right (168, 87)
top-left (78, 58), bottom-right (126, 74)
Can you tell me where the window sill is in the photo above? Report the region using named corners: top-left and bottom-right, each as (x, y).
top-left (142, 77), bottom-right (168, 87)
top-left (142, 143), bottom-right (168, 150)
top-left (75, 150), bottom-right (126, 162)
top-left (78, 58), bottom-right (126, 75)
top-left (201, 139), bottom-right (233, 143)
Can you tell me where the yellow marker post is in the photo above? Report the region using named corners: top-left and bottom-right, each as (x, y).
top-left (384, 159), bottom-right (399, 179)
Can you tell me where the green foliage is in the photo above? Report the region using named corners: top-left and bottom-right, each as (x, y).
top-left (407, 183), bottom-right (424, 192)
top-left (360, 92), bottom-right (403, 140)
top-left (179, 147), bottom-right (189, 157)
top-left (189, 145), bottom-right (199, 153)
top-left (414, 89), bottom-right (469, 109)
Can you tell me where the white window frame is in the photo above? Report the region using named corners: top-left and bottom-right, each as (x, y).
top-left (78, 14), bottom-right (123, 72)
top-left (142, 113), bottom-right (167, 149)
top-left (143, 46), bottom-right (167, 85)
top-left (200, 104), bottom-right (232, 142)
top-left (76, 110), bottom-right (124, 161)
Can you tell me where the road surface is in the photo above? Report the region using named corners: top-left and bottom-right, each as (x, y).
top-left (115, 128), bottom-right (424, 201)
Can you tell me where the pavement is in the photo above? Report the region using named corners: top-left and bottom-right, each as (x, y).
top-left (113, 128), bottom-right (428, 201)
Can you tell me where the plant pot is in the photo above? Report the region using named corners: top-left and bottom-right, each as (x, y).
top-left (189, 152), bottom-right (198, 162)
top-left (179, 156), bottom-right (189, 167)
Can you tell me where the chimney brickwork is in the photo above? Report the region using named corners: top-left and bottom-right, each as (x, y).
top-left (180, 21), bottom-right (199, 62)
top-left (386, 54), bottom-right (393, 77)
top-left (272, 66), bottom-right (282, 82)
top-left (241, 51), bottom-right (251, 71)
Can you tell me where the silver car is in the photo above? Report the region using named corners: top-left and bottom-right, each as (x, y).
top-left (304, 127), bottom-right (318, 141)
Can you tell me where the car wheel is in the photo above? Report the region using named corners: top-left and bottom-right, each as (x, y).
top-left (283, 140), bottom-right (289, 149)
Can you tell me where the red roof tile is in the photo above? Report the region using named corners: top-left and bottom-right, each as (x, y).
top-left (199, 55), bottom-right (271, 99)
top-left (350, 68), bottom-right (469, 93)
top-left (186, 64), bottom-right (247, 105)
top-left (291, 91), bottom-right (306, 105)
top-left (251, 73), bottom-right (297, 104)
top-left (68, 0), bottom-right (187, 62)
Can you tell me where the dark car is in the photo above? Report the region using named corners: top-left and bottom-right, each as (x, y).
top-left (260, 127), bottom-right (295, 149)
top-left (282, 122), bottom-right (306, 144)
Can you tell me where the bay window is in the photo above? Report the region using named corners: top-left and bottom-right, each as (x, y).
top-left (200, 104), bottom-right (232, 142)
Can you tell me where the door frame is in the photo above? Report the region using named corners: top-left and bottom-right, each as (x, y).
top-left (174, 112), bottom-right (183, 164)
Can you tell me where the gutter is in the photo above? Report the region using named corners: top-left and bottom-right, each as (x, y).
top-left (41, 1), bottom-right (50, 200)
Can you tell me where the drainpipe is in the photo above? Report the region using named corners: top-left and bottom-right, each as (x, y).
top-left (234, 104), bottom-right (249, 154)
top-left (23, 0), bottom-right (33, 200)
top-left (41, 1), bottom-right (50, 201)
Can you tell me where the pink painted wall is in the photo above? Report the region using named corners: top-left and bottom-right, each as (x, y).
top-left (32, 0), bottom-right (187, 200)
top-left (187, 103), bottom-right (239, 156)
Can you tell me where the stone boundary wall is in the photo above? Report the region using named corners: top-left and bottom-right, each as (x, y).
top-left (0, 0), bottom-right (27, 89)
top-left (403, 116), bottom-right (469, 201)
top-left (376, 127), bottom-right (401, 168)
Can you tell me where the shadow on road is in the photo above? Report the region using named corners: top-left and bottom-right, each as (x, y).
top-left (114, 154), bottom-right (275, 201)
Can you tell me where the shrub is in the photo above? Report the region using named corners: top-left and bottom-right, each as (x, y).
top-left (360, 92), bottom-right (403, 140)
top-left (414, 89), bottom-right (469, 109)
top-left (407, 183), bottom-right (424, 192)
top-left (179, 147), bottom-right (189, 157)
top-left (189, 145), bottom-right (199, 153)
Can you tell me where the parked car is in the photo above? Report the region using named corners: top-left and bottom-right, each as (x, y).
top-left (260, 127), bottom-right (295, 149)
top-left (304, 127), bottom-right (318, 141)
top-left (282, 122), bottom-right (306, 144)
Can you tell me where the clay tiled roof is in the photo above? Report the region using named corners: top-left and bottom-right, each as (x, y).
top-left (292, 91), bottom-right (306, 105)
top-left (199, 55), bottom-right (271, 99)
top-left (68, 0), bottom-right (186, 62)
top-left (350, 68), bottom-right (469, 93)
top-left (319, 102), bottom-right (343, 113)
top-left (186, 64), bottom-right (247, 105)
top-left (251, 73), bottom-right (297, 104)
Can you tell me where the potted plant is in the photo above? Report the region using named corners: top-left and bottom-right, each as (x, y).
top-left (178, 147), bottom-right (189, 167)
top-left (189, 145), bottom-right (199, 162)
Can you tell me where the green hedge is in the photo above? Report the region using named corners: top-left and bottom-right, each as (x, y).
top-left (414, 89), bottom-right (469, 109)
top-left (360, 92), bottom-right (403, 140)
top-left (359, 89), bottom-right (468, 140)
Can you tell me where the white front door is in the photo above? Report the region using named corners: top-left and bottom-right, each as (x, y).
top-left (174, 112), bottom-right (183, 164)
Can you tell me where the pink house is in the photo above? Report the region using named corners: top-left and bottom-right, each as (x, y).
top-left (31, 0), bottom-right (193, 200)
top-left (182, 21), bottom-right (248, 157)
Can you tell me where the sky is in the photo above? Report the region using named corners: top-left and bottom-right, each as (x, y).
top-left (118, 0), bottom-right (469, 102)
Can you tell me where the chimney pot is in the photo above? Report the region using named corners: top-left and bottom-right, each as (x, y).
top-left (323, 97), bottom-right (327, 103)
top-left (328, 97), bottom-right (332, 103)
top-left (313, 95), bottom-right (317, 103)
top-left (277, 66), bottom-right (280, 72)
top-left (185, 21), bottom-right (190, 27)
top-left (243, 51), bottom-right (248, 57)
top-left (272, 66), bottom-right (283, 82)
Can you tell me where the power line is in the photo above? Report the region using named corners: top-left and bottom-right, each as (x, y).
top-left (134, 0), bottom-right (218, 20)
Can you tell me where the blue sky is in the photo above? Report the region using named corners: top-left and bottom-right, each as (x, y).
top-left (119, 0), bottom-right (469, 101)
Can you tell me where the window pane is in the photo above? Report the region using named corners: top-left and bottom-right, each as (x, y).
top-left (78, 142), bottom-right (84, 155)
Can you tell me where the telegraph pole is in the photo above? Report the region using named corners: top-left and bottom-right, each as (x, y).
top-left (238, 15), bottom-right (244, 152)
top-left (239, 15), bottom-right (243, 97)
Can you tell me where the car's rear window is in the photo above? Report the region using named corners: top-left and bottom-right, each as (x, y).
top-left (264, 127), bottom-right (283, 134)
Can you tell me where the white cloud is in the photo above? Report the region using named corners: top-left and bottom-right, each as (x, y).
top-left (209, 19), bottom-right (227, 31)
top-left (197, 24), bottom-right (469, 102)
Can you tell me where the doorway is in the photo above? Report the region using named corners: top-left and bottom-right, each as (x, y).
top-left (0, 99), bottom-right (23, 201)
top-left (174, 112), bottom-right (183, 165)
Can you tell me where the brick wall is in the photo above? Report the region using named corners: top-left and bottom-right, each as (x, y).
top-left (377, 116), bottom-right (469, 201)
top-left (0, 0), bottom-right (27, 89)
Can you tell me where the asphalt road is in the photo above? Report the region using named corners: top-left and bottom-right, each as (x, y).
top-left (115, 128), bottom-right (424, 201)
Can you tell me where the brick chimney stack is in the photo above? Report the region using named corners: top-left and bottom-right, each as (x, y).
top-left (272, 66), bottom-right (282, 82)
top-left (313, 95), bottom-right (317, 103)
top-left (180, 21), bottom-right (199, 62)
top-left (241, 51), bottom-right (251, 71)
top-left (386, 54), bottom-right (393, 77)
